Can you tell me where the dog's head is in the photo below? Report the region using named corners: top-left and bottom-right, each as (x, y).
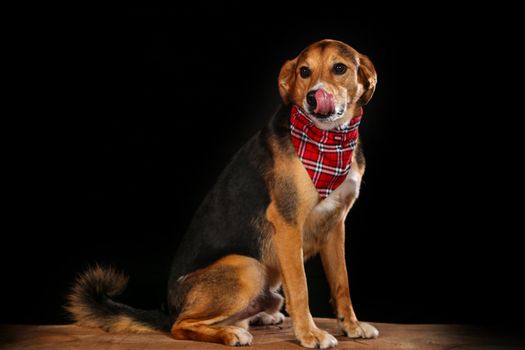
top-left (279, 39), bottom-right (377, 130)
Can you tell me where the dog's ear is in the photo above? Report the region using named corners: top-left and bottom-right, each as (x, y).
top-left (278, 58), bottom-right (297, 104)
top-left (357, 54), bottom-right (377, 106)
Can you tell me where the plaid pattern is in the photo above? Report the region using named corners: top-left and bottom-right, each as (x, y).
top-left (290, 105), bottom-right (362, 198)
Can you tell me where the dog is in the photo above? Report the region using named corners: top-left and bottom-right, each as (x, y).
top-left (67, 39), bottom-right (378, 348)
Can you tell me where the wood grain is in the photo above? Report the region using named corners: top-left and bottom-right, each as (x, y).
top-left (0, 318), bottom-right (520, 350)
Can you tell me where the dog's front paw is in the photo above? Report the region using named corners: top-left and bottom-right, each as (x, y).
top-left (340, 321), bottom-right (379, 339)
top-left (297, 327), bottom-right (338, 348)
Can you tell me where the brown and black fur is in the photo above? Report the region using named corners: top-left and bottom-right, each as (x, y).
top-left (67, 39), bottom-right (378, 348)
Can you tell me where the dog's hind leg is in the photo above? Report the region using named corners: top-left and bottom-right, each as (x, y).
top-left (170, 255), bottom-right (282, 346)
top-left (250, 311), bottom-right (285, 326)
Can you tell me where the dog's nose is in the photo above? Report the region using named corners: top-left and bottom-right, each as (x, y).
top-left (306, 90), bottom-right (317, 108)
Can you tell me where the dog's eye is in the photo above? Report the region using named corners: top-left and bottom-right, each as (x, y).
top-left (333, 63), bottom-right (347, 75)
top-left (299, 66), bottom-right (311, 78)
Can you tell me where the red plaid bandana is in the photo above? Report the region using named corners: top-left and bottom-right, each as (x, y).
top-left (290, 105), bottom-right (362, 198)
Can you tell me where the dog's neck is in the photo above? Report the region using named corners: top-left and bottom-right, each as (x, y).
top-left (289, 105), bottom-right (362, 198)
top-left (292, 105), bottom-right (362, 134)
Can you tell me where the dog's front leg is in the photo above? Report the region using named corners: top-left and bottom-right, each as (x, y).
top-left (320, 221), bottom-right (379, 339)
top-left (268, 203), bottom-right (338, 349)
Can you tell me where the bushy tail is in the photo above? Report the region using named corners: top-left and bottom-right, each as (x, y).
top-left (66, 265), bottom-right (170, 333)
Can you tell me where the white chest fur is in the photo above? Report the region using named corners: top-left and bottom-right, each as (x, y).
top-left (302, 163), bottom-right (363, 257)
top-left (312, 162), bottom-right (362, 218)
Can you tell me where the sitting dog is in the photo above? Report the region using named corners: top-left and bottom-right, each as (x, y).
top-left (67, 39), bottom-right (379, 348)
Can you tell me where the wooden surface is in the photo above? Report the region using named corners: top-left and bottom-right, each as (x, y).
top-left (0, 318), bottom-right (521, 350)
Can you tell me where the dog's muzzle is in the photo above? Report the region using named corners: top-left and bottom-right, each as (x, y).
top-left (306, 89), bottom-right (335, 117)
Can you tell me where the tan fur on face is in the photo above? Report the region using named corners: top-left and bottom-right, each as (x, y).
top-left (278, 39), bottom-right (377, 129)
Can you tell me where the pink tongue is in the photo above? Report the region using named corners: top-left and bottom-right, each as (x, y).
top-left (314, 89), bottom-right (334, 115)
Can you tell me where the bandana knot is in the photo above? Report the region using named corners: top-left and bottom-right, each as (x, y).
top-left (289, 105), bottom-right (362, 198)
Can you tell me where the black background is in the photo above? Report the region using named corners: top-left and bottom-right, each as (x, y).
top-left (3, 4), bottom-right (522, 331)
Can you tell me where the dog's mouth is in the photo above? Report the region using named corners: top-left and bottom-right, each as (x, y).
top-left (309, 108), bottom-right (345, 120)
top-left (304, 103), bottom-right (346, 123)
top-left (304, 89), bottom-right (346, 122)
top-left (312, 89), bottom-right (335, 116)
